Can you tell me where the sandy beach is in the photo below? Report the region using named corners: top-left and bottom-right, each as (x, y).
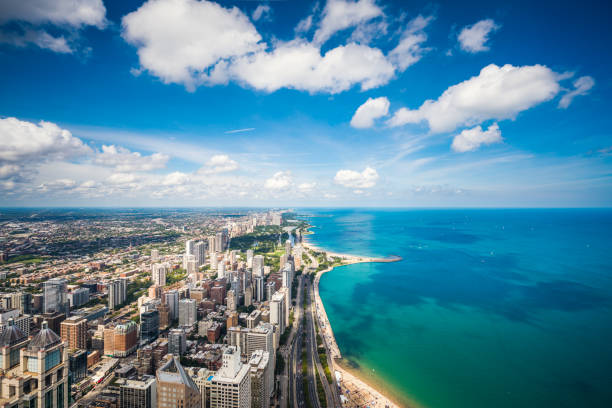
top-left (302, 238), bottom-right (404, 408)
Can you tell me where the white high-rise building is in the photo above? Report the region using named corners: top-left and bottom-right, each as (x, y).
top-left (209, 346), bottom-right (251, 408)
top-left (194, 241), bottom-right (207, 267)
top-left (179, 298), bottom-right (197, 327)
top-left (152, 262), bottom-right (169, 286)
top-left (285, 239), bottom-right (291, 255)
top-left (151, 249), bottom-right (159, 261)
top-left (270, 291), bottom-right (286, 336)
top-left (183, 253), bottom-right (195, 271)
top-left (185, 255), bottom-right (196, 276)
top-left (108, 278), bottom-right (127, 310)
top-left (230, 250), bottom-right (238, 264)
top-left (252, 255), bottom-right (264, 277)
top-left (246, 250), bottom-right (254, 268)
top-left (211, 252), bottom-right (219, 270)
top-left (185, 239), bottom-right (194, 256)
top-left (218, 263), bottom-right (225, 280)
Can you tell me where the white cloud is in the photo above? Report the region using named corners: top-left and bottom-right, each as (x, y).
top-left (122, 0), bottom-right (263, 91)
top-left (252, 4), bottom-right (272, 22)
top-left (313, 0), bottom-right (383, 45)
top-left (229, 40), bottom-right (395, 93)
top-left (200, 154), bottom-right (239, 174)
top-left (298, 182), bottom-right (316, 191)
top-left (0, 0), bottom-right (107, 28)
top-left (558, 76), bottom-right (595, 109)
top-left (108, 173), bottom-right (138, 185)
top-left (451, 123), bottom-right (502, 152)
top-left (265, 171), bottom-right (292, 190)
top-left (162, 171), bottom-right (190, 186)
top-left (388, 15), bottom-right (432, 71)
top-left (388, 64), bottom-right (561, 133)
top-left (351, 96), bottom-right (390, 128)
top-left (0, 0), bottom-right (106, 54)
top-left (334, 166), bottom-right (378, 188)
top-left (0, 29), bottom-right (73, 53)
top-left (295, 15), bottom-right (313, 34)
top-left (0, 164), bottom-right (20, 179)
top-left (95, 145), bottom-right (169, 172)
top-left (0, 117), bottom-right (91, 163)
top-left (121, 0), bottom-right (401, 94)
top-left (458, 19), bottom-right (500, 53)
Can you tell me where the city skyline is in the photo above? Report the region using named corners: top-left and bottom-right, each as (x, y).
top-left (1, 0), bottom-right (610, 207)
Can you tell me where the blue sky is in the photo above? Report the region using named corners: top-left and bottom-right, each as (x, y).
top-left (0, 0), bottom-right (610, 207)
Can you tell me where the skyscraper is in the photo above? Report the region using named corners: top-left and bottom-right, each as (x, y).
top-left (43, 278), bottom-right (68, 315)
top-left (208, 346), bottom-right (251, 408)
top-left (108, 278), bottom-right (127, 310)
top-left (165, 290), bottom-right (179, 321)
top-left (156, 356), bottom-right (201, 408)
top-left (60, 315), bottom-right (88, 349)
top-left (151, 249), bottom-right (160, 262)
top-left (141, 309), bottom-right (160, 345)
top-left (249, 350), bottom-right (272, 408)
top-left (120, 375), bottom-right (157, 408)
top-left (252, 255), bottom-right (264, 277)
top-left (21, 321), bottom-right (70, 408)
top-left (254, 276), bottom-right (265, 302)
top-left (178, 298), bottom-right (196, 327)
top-left (168, 328), bottom-right (187, 356)
top-left (285, 239), bottom-right (291, 255)
top-left (152, 263), bottom-right (169, 287)
top-left (215, 232), bottom-right (224, 252)
top-left (270, 291), bottom-right (286, 337)
top-left (185, 239), bottom-right (195, 256)
top-left (194, 241), bottom-right (207, 267)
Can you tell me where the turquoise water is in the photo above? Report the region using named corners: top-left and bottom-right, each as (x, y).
top-left (308, 209), bottom-right (612, 408)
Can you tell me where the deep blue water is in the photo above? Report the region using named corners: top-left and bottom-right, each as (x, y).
top-left (307, 209), bottom-right (612, 408)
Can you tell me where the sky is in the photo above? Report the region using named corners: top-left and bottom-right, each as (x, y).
top-left (0, 0), bottom-right (611, 207)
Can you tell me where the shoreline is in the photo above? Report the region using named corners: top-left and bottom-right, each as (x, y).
top-left (302, 237), bottom-right (407, 408)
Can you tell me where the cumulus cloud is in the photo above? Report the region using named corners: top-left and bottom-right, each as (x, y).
top-left (162, 171), bottom-right (190, 186)
top-left (0, 0), bottom-right (107, 28)
top-left (388, 15), bottom-right (432, 71)
top-left (388, 64), bottom-right (561, 133)
top-left (0, 29), bottom-right (73, 53)
top-left (334, 166), bottom-right (378, 188)
top-left (0, 0), bottom-right (107, 54)
top-left (122, 0), bottom-right (263, 90)
top-left (298, 182), bottom-right (316, 192)
top-left (351, 96), bottom-right (390, 128)
top-left (264, 171), bottom-right (293, 190)
top-left (0, 117), bottom-right (91, 163)
top-left (95, 145), bottom-right (169, 172)
top-left (229, 40), bottom-right (395, 93)
top-left (200, 154), bottom-right (239, 174)
top-left (122, 0), bottom-right (397, 94)
top-left (558, 76), bottom-right (595, 109)
top-left (458, 19), bottom-right (500, 53)
top-left (108, 172), bottom-right (139, 185)
top-left (252, 4), bottom-right (272, 22)
top-left (451, 123), bottom-right (502, 152)
top-left (313, 0), bottom-right (383, 45)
